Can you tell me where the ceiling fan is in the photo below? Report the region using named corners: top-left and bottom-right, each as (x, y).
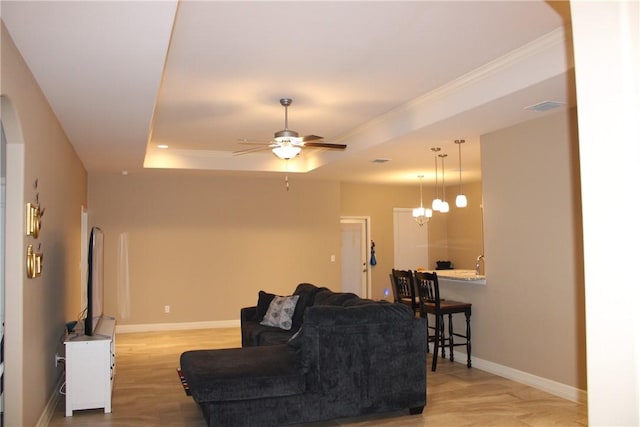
top-left (233, 98), bottom-right (347, 159)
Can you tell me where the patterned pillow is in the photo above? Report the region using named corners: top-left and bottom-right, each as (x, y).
top-left (260, 295), bottom-right (300, 330)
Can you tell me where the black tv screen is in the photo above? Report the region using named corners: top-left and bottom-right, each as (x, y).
top-left (85, 226), bottom-right (104, 336)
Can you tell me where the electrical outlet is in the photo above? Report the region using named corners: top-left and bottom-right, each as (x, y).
top-left (55, 353), bottom-right (64, 368)
top-left (164, 305), bottom-right (170, 314)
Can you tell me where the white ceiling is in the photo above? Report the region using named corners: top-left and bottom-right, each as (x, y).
top-left (1, 1), bottom-right (574, 186)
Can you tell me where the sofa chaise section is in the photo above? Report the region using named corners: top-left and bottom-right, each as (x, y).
top-left (180, 285), bottom-right (427, 426)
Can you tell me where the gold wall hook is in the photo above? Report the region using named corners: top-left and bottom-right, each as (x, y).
top-left (26, 202), bottom-right (42, 238)
top-left (26, 244), bottom-right (43, 278)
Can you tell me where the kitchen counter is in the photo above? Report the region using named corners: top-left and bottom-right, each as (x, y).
top-left (424, 269), bottom-right (486, 285)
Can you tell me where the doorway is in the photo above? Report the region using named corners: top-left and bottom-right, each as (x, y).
top-left (340, 217), bottom-right (371, 298)
top-left (1, 96), bottom-right (26, 427)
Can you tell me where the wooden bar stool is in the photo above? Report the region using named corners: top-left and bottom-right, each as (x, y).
top-left (391, 269), bottom-right (419, 316)
top-left (414, 270), bottom-right (472, 371)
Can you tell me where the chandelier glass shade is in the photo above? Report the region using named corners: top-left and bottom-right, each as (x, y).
top-left (455, 139), bottom-right (468, 208)
top-left (412, 175), bottom-right (432, 226)
top-left (456, 194), bottom-right (468, 208)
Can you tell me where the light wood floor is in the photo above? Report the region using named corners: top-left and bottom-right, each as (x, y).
top-left (49, 328), bottom-right (587, 426)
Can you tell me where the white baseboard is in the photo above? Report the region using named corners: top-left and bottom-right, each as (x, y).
top-left (37, 371), bottom-right (64, 427)
top-left (452, 350), bottom-right (587, 404)
top-left (116, 319), bottom-right (240, 334)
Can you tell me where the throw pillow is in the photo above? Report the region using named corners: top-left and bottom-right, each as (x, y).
top-left (253, 291), bottom-right (276, 321)
top-left (260, 295), bottom-right (300, 330)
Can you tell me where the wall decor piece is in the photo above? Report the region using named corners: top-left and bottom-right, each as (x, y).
top-left (25, 202), bottom-right (42, 238)
top-left (25, 178), bottom-right (46, 278)
top-left (26, 243), bottom-right (43, 279)
top-left (26, 178), bottom-right (45, 238)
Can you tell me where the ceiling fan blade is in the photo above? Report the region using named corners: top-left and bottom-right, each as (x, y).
top-left (237, 138), bottom-right (272, 146)
top-left (301, 134), bottom-right (323, 142)
top-left (232, 145), bottom-right (274, 156)
top-left (304, 142), bottom-right (347, 150)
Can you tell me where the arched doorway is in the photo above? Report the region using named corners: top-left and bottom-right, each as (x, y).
top-left (1, 95), bottom-right (27, 427)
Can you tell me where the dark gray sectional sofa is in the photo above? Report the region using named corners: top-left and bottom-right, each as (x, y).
top-left (180, 283), bottom-right (427, 426)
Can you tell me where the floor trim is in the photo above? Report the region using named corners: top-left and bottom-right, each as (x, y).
top-left (116, 319), bottom-right (240, 334)
top-left (451, 349), bottom-right (587, 404)
top-left (37, 372), bottom-right (64, 427)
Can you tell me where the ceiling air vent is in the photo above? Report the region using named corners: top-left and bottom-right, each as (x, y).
top-left (371, 158), bottom-right (391, 164)
top-left (525, 101), bottom-right (565, 112)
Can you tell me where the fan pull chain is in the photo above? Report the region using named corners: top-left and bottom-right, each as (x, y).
top-left (285, 159), bottom-right (290, 191)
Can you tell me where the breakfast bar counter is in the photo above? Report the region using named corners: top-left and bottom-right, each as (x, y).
top-left (425, 269), bottom-right (486, 285)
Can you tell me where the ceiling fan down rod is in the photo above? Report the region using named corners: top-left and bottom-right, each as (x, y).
top-left (280, 98), bottom-right (292, 130)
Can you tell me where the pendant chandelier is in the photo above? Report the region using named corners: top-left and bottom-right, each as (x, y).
top-left (455, 139), bottom-right (468, 208)
top-left (438, 153), bottom-right (450, 213)
top-left (431, 147), bottom-right (442, 211)
top-left (412, 175), bottom-right (432, 226)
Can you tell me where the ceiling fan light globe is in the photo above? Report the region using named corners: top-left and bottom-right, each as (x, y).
top-left (456, 194), bottom-right (468, 208)
top-left (272, 145), bottom-right (301, 160)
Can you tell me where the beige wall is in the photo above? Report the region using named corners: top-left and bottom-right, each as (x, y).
top-left (446, 181), bottom-right (484, 270)
top-left (340, 181), bottom-right (482, 299)
top-left (443, 108), bottom-right (586, 390)
top-left (91, 172), bottom-right (482, 324)
top-left (88, 172), bottom-right (342, 325)
top-left (1, 23), bottom-right (88, 427)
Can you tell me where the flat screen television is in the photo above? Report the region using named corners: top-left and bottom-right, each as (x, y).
top-left (84, 226), bottom-right (104, 336)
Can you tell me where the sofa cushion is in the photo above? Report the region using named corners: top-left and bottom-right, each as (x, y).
top-left (180, 345), bottom-right (305, 403)
top-left (253, 290), bottom-right (277, 321)
top-left (260, 295), bottom-right (300, 330)
top-left (305, 301), bottom-right (413, 325)
top-left (259, 328), bottom-right (298, 345)
top-left (313, 290), bottom-right (362, 306)
top-left (291, 283), bottom-right (321, 328)
top-left (242, 321), bottom-right (297, 346)
top-left (287, 327), bottom-right (303, 349)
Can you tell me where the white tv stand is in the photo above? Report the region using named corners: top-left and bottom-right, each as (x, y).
top-left (64, 316), bottom-right (116, 416)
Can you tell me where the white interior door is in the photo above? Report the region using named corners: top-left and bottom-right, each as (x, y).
top-left (393, 208), bottom-right (429, 270)
top-left (340, 217), bottom-right (370, 298)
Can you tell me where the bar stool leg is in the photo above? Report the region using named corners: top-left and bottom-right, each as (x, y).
top-left (431, 313), bottom-right (441, 372)
top-left (448, 313), bottom-right (455, 362)
top-left (440, 315), bottom-right (446, 359)
top-left (465, 309), bottom-right (472, 368)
